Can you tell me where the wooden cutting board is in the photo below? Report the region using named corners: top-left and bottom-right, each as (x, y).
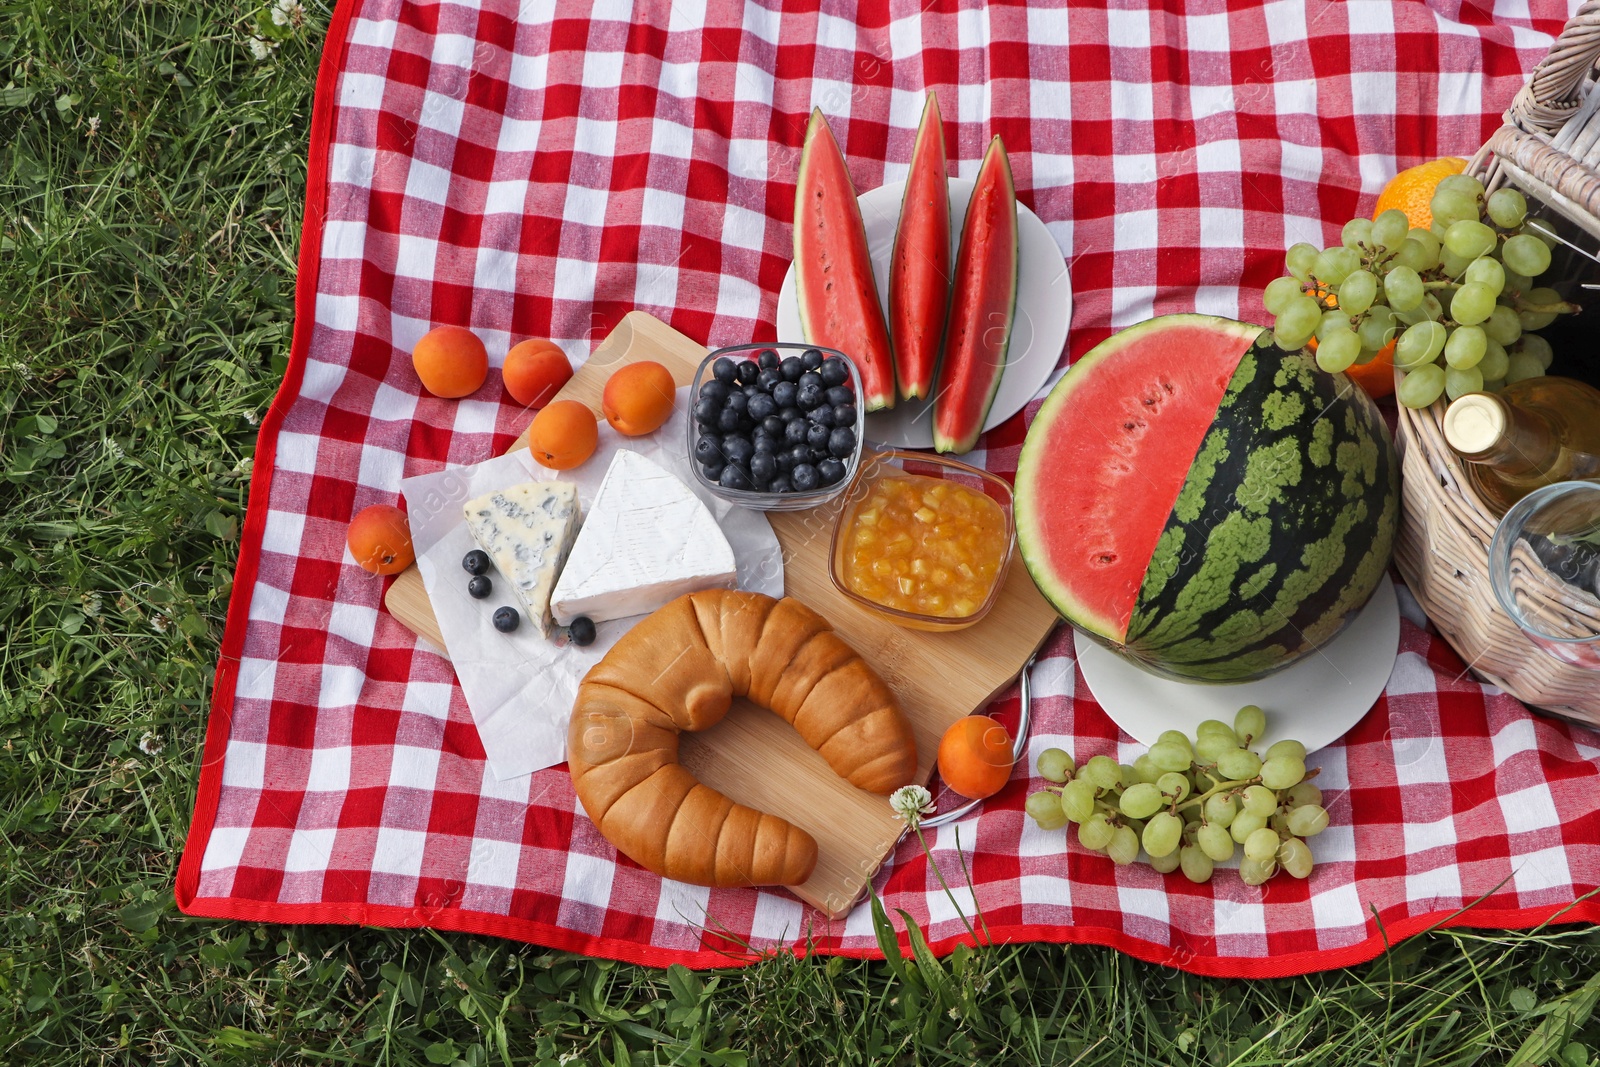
top-left (386, 311), bottom-right (1059, 918)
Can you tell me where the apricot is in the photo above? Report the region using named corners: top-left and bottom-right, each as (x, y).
top-left (528, 400), bottom-right (598, 470)
top-left (936, 715), bottom-right (1014, 800)
top-left (412, 325), bottom-right (487, 398)
top-left (503, 339), bottom-right (573, 408)
top-left (601, 361), bottom-right (676, 436)
top-left (347, 504), bottom-right (415, 575)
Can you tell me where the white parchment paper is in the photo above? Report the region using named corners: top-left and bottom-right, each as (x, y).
top-left (400, 388), bottom-right (783, 781)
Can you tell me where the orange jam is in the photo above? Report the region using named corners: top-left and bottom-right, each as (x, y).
top-left (841, 474), bottom-right (1007, 618)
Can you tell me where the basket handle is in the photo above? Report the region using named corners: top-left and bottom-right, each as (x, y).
top-left (1509, 0), bottom-right (1600, 134)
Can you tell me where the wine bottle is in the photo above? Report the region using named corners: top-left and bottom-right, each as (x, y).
top-left (1442, 377), bottom-right (1600, 515)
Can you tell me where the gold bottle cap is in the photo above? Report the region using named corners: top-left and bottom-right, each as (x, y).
top-left (1442, 393), bottom-right (1508, 455)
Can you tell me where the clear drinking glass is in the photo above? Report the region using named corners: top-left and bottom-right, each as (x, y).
top-left (1488, 480), bottom-right (1600, 670)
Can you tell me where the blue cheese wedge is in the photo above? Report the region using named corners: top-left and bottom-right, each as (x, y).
top-left (551, 450), bottom-right (736, 626)
top-left (462, 481), bottom-right (581, 637)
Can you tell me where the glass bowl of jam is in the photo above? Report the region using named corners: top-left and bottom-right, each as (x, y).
top-left (828, 450), bottom-right (1015, 632)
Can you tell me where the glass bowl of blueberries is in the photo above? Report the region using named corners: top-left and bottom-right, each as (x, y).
top-left (689, 342), bottom-right (865, 512)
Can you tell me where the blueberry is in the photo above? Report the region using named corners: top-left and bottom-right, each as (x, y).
top-left (713, 357), bottom-right (738, 383)
top-left (750, 449), bottom-right (777, 483)
top-left (792, 463), bottom-right (820, 491)
top-left (828, 426), bottom-right (857, 458)
top-left (820, 357), bottom-right (849, 387)
top-left (756, 368), bottom-right (783, 391)
top-left (801, 348), bottom-right (825, 371)
top-left (720, 463), bottom-right (753, 491)
top-left (808, 447), bottom-right (829, 464)
top-left (468, 574), bottom-right (492, 598)
top-left (742, 384), bottom-right (761, 401)
top-left (780, 356), bottom-right (804, 382)
top-left (693, 396), bottom-right (721, 424)
top-left (786, 443), bottom-right (812, 470)
top-left (699, 379), bottom-right (729, 403)
top-left (775, 447), bottom-right (796, 471)
top-left (806, 422), bottom-right (831, 450)
top-left (772, 380), bottom-right (798, 409)
top-left (808, 404), bottom-right (835, 428)
top-left (722, 435), bottom-right (754, 465)
top-left (736, 360), bottom-right (760, 384)
top-left (798, 371), bottom-right (823, 394)
top-left (725, 391), bottom-right (748, 415)
top-left (833, 402), bottom-right (857, 427)
top-left (758, 348), bottom-right (780, 370)
top-left (784, 418), bottom-right (809, 445)
top-left (825, 385), bottom-right (853, 406)
top-left (717, 407), bottom-right (742, 432)
top-left (778, 406), bottom-right (804, 424)
top-left (797, 382), bottom-right (824, 410)
top-left (462, 550), bottom-right (491, 576)
top-left (693, 434), bottom-right (722, 465)
top-left (701, 460), bottom-right (724, 482)
top-left (768, 474), bottom-right (793, 494)
top-left (761, 414), bottom-right (784, 437)
top-left (492, 606), bottom-right (521, 633)
top-left (752, 431), bottom-right (779, 455)
top-left (568, 616), bottom-right (597, 647)
top-left (818, 457), bottom-right (846, 485)
top-left (747, 393), bottom-right (776, 420)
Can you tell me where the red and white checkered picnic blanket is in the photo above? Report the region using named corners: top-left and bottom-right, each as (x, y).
top-left (177, 0), bottom-right (1600, 977)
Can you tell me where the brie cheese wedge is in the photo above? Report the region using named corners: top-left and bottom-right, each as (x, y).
top-left (462, 481), bottom-right (582, 637)
top-left (550, 450), bottom-right (737, 625)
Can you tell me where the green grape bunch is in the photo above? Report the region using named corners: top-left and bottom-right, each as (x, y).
top-left (1262, 174), bottom-right (1580, 410)
top-left (1026, 705), bottom-right (1330, 886)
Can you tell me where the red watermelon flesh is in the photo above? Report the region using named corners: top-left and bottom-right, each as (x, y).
top-left (888, 92), bottom-right (950, 402)
top-left (793, 108), bottom-right (897, 411)
top-left (1014, 316), bottom-right (1263, 641)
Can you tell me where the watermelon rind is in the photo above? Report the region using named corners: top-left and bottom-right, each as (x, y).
top-left (1119, 342), bottom-right (1397, 682)
top-left (793, 108), bottom-right (898, 411)
top-left (888, 91), bottom-right (950, 403)
top-left (1016, 317), bottom-right (1397, 683)
top-left (931, 136), bottom-right (1017, 454)
top-left (1015, 315), bottom-right (1263, 642)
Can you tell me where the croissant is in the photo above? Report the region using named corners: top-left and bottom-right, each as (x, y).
top-left (566, 590), bottom-right (919, 887)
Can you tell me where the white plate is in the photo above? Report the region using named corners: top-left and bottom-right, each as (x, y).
top-left (775, 177), bottom-right (1072, 451)
top-left (1073, 574), bottom-right (1401, 755)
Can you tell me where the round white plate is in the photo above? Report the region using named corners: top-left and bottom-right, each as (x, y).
top-left (775, 177), bottom-right (1072, 451)
top-left (1073, 574), bottom-right (1401, 755)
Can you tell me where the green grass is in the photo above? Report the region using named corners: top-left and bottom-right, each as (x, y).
top-left (2, 2), bottom-right (1599, 1064)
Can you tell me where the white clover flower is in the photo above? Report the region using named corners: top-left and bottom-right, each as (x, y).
top-left (150, 614), bottom-right (169, 633)
top-left (244, 408), bottom-right (258, 425)
top-left (82, 594), bottom-right (102, 617)
top-left (889, 784), bottom-right (934, 827)
top-left (247, 36), bottom-right (276, 60)
top-left (86, 115), bottom-right (100, 137)
top-left (272, 0), bottom-right (305, 27)
top-left (138, 732), bottom-right (164, 756)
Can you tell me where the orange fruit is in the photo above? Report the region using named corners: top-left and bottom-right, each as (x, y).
top-left (1306, 334), bottom-right (1396, 399)
top-left (601, 361), bottom-right (677, 436)
top-left (503, 339), bottom-right (573, 409)
top-left (346, 504), bottom-right (415, 575)
top-left (1372, 157), bottom-right (1467, 230)
top-left (1345, 338), bottom-right (1396, 399)
top-left (412, 325), bottom-right (488, 398)
top-left (936, 715), bottom-right (1014, 800)
top-left (528, 400), bottom-right (598, 470)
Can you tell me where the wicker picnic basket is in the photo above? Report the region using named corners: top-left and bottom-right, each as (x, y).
top-left (1395, 0), bottom-right (1600, 726)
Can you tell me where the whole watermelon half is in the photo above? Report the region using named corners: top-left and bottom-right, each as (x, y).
top-left (1015, 314), bottom-right (1398, 683)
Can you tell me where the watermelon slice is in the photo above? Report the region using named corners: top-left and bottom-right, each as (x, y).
top-left (933, 136), bottom-right (1017, 454)
top-left (793, 108), bottom-right (896, 411)
top-left (1015, 315), bottom-right (1398, 683)
top-left (888, 93), bottom-right (950, 403)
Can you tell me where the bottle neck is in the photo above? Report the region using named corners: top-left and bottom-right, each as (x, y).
top-left (1444, 393), bottom-right (1561, 476)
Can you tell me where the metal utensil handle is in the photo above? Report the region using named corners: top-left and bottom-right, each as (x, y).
top-left (919, 641), bottom-right (1044, 829)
